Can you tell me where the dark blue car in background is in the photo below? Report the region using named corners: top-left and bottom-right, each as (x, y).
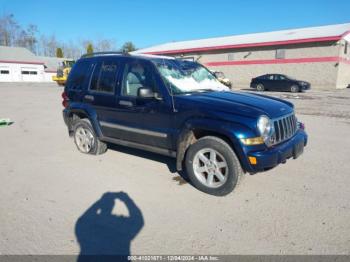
top-left (250, 74), bottom-right (311, 92)
top-left (62, 52), bottom-right (308, 196)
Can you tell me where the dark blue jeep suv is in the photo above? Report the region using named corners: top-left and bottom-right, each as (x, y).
top-left (62, 52), bottom-right (308, 196)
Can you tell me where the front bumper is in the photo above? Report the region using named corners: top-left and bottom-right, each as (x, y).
top-left (245, 129), bottom-right (308, 173)
top-left (301, 84), bottom-right (311, 90)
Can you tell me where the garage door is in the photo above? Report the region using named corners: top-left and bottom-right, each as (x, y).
top-left (21, 68), bottom-right (40, 82)
top-left (0, 67), bottom-right (11, 82)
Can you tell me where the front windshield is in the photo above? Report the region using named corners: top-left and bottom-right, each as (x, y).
top-left (153, 59), bottom-right (229, 94)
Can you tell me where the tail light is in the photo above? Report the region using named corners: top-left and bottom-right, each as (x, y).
top-left (62, 91), bottom-right (69, 108)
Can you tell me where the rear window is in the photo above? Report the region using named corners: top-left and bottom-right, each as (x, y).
top-left (66, 61), bottom-right (91, 90)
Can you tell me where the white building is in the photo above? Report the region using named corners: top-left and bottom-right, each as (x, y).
top-left (0, 46), bottom-right (65, 83)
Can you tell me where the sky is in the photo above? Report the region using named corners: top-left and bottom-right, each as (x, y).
top-left (1, 0), bottom-right (350, 49)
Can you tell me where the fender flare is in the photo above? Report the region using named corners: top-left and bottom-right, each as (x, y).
top-left (65, 107), bottom-right (103, 137)
top-left (175, 119), bottom-right (252, 171)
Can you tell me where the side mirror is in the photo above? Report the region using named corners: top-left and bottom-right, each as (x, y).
top-left (137, 87), bottom-right (155, 98)
top-left (137, 87), bottom-right (162, 100)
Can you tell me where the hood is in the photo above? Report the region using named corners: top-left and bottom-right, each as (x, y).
top-left (176, 91), bottom-right (293, 119)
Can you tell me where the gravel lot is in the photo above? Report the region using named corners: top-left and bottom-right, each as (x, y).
top-left (0, 82), bottom-right (350, 256)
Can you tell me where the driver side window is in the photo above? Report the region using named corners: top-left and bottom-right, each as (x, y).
top-left (121, 61), bottom-right (156, 97)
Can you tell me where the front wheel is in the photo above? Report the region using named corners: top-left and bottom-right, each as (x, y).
top-left (290, 85), bottom-right (300, 93)
top-left (72, 118), bottom-right (107, 155)
top-left (185, 136), bottom-right (243, 196)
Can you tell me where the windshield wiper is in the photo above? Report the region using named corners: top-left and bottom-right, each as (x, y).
top-left (188, 89), bottom-right (216, 93)
top-left (176, 89), bottom-right (218, 95)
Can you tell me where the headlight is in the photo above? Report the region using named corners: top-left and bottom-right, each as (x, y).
top-left (257, 115), bottom-right (273, 142)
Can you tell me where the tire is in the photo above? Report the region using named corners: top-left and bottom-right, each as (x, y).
top-left (256, 83), bottom-right (265, 91)
top-left (290, 85), bottom-right (299, 93)
top-left (72, 118), bottom-right (107, 155)
top-left (185, 136), bottom-right (243, 196)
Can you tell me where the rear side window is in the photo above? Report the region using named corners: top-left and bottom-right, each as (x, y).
top-left (90, 60), bottom-right (118, 94)
top-left (67, 61), bottom-right (91, 89)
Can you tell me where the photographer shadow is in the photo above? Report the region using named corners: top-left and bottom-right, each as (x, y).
top-left (75, 192), bottom-right (144, 262)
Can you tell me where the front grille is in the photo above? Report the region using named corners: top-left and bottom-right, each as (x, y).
top-left (271, 113), bottom-right (298, 145)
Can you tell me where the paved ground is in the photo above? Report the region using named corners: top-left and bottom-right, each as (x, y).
top-left (0, 83), bottom-right (350, 255)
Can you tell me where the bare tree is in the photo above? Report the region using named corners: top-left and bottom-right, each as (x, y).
top-left (95, 39), bottom-right (117, 52)
top-left (0, 13), bottom-right (128, 59)
top-left (0, 13), bottom-right (20, 46)
top-left (62, 41), bottom-right (82, 59)
top-left (25, 24), bottom-right (38, 53)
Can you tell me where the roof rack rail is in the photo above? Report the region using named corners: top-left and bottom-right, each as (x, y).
top-left (81, 51), bottom-right (129, 58)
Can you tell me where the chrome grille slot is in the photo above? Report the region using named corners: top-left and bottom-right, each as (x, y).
top-left (272, 113), bottom-right (298, 145)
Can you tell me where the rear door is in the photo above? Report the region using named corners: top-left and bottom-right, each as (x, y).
top-left (100, 58), bottom-right (174, 149)
top-left (85, 58), bottom-right (121, 129)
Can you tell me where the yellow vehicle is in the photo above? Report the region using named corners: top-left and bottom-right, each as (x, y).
top-left (52, 60), bottom-right (75, 86)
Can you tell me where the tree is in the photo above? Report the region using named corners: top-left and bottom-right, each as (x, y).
top-left (86, 43), bottom-right (94, 54)
top-left (0, 13), bottom-right (20, 46)
top-left (121, 41), bottom-right (136, 52)
top-left (25, 24), bottom-right (38, 53)
top-left (56, 47), bottom-right (64, 58)
top-left (95, 39), bottom-right (116, 52)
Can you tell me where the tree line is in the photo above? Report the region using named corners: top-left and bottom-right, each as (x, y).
top-left (0, 13), bottom-right (137, 59)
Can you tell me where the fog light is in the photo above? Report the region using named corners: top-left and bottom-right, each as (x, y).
top-left (240, 137), bottom-right (264, 145)
top-left (249, 156), bottom-right (257, 165)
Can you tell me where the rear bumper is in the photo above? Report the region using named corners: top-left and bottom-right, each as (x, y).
top-left (245, 129), bottom-right (308, 173)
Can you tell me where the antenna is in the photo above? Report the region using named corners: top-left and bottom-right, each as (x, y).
top-left (162, 58), bottom-right (177, 113)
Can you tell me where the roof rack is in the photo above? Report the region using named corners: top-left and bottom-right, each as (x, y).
top-left (81, 51), bottom-right (129, 58)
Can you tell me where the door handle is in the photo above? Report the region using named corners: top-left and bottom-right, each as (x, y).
top-left (84, 95), bottom-right (94, 101)
top-left (119, 100), bottom-right (133, 107)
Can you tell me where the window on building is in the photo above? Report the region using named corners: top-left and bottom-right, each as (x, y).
top-left (21, 70), bottom-right (37, 75)
top-left (228, 53), bottom-right (234, 61)
top-left (275, 49), bottom-right (286, 59)
top-left (345, 43), bottom-right (348, 55)
top-left (0, 70), bottom-right (10, 74)
top-left (90, 60), bottom-right (118, 93)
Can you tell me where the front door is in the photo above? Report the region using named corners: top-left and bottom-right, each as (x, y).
top-left (273, 74), bottom-right (289, 91)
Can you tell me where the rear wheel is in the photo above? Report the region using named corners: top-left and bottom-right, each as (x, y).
top-left (290, 85), bottom-right (300, 93)
top-left (185, 136), bottom-right (243, 196)
top-left (256, 83), bottom-right (265, 91)
top-left (73, 118), bottom-right (107, 155)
